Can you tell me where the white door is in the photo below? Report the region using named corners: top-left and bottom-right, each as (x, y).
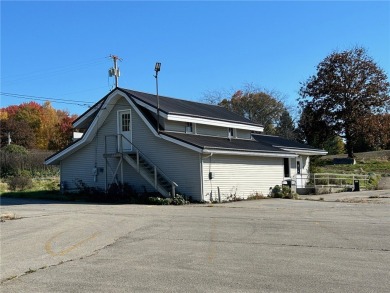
top-left (296, 157), bottom-right (303, 188)
top-left (117, 110), bottom-right (132, 152)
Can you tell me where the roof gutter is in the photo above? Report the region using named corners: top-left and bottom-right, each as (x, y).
top-left (203, 149), bottom-right (297, 158)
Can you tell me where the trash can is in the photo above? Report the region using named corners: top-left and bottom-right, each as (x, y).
top-left (354, 180), bottom-right (360, 192)
top-left (282, 180), bottom-right (292, 188)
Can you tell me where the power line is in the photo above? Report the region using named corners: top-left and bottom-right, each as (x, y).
top-left (0, 92), bottom-right (94, 107)
top-left (0, 90), bottom-right (143, 110)
top-left (1, 57), bottom-right (110, 85)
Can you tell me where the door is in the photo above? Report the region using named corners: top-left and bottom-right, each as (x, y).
top-left (296, 157), bottom-right (303, 188)
top-left (117, 110), bottom-right (132, 152)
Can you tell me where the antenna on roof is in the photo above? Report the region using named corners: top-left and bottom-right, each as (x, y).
top-left (108, 55), bottom-right (122, 88)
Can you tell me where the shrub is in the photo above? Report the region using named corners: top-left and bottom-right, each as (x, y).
top-left (367, 174), bottom-right (381, 190)
top-left (281, 186), bottom-right (299, 199)
top-left (0, 147), bottom-right (59, 178)
top-left (247, 192), bottom-right (266, 200)
top-left (7, 176), bottom-right (33, 191)
top-left (171, 194), bottom-right (189, 205)
top-left (147, 194), bottom-right (189, 205)
top-left (270, 185), bottom-right (299, 199)
top-left (1, 144), bottom-right (29, 155)
top-left (270, 185), bottom-right (283, 198)
top-left (148, 196), bottom-right (171, 205)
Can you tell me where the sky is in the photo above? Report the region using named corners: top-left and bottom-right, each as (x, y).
top-left (1, 1), bottom-right (389, 118)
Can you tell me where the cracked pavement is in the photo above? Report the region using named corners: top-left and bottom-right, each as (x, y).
top-left (1, 195), bottom-right (389, 292)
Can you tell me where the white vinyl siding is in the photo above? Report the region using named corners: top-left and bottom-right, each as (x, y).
top-left (60, 97), bottom-right (134, 191)
top-left (236, 129), bottom-right (252, 139)
top-left (196, 124), bottom-right (227, 137)
top-left (164, 120), bottom-right (186, 132)
top-left (202, 155), bottom-right (284, 201)
top-left (164, 121), bottom-right (253, 140)
top-left (60, 96), bottom-right (202, 200)
top-left (132, 107), bottom-right (202, 200)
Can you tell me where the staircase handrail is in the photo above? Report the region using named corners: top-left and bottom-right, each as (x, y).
top-left (105, 134), bottom-right (178, 189)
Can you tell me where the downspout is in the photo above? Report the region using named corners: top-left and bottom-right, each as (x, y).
top-left (202, 153), bottom-right (213, 201)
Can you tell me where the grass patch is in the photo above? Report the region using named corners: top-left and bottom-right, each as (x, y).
top-left (314, 160), bottom-right (390, 175)
top-left (0, 177), bottom-right (65, 201)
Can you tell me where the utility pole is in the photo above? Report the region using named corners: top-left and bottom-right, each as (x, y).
top-left (109, 55), bottom-right (122, 88)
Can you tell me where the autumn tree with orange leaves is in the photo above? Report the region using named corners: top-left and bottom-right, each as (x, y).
top-left (0, 101), bottom-right (77, 150)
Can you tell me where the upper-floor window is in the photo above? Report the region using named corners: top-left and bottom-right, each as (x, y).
top-left (228, 128), bottom-right (234, 138)
top-left (186, 122), bottom-right (193, 133)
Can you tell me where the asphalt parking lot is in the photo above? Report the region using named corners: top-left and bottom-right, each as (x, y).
top-left (1, 192), bottom-right (389, 293)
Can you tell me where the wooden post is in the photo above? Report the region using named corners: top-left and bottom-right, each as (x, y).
top-left (171, 183), bottom-right (175, 198)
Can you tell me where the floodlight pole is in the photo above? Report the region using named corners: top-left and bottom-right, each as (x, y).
top-left (154, 62), bottom-right (161, 133)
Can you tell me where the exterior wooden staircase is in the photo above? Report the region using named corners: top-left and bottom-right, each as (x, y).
top-left (123, 152), bottom-right (177, 197)
top-left (104, 134), bottom-right (178, 197)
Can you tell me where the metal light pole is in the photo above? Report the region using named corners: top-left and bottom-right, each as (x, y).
top-left (154, 62), bottom-right (161, 132)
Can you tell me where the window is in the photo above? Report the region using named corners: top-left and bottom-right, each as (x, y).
top-left (185, 122), bottom-right (193, 133)
top-left (122, 113), bottom-right (130, 131)
top-left (284, 158), bottom-right (290, 177)
top-left (228, 128), bottom-right (234, 138)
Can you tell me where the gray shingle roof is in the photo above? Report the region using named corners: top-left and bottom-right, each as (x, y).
top-left (253, 134), bottom-right (326, 152)
top-left (119, 88), bottom-right (261, 127)
top-left (162, 132), bottom-right (291, 154)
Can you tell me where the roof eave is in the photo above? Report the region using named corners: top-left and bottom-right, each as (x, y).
top-left (279, 147), bottom-right (328, 156)
top-left (166, 113), bottom-right (264, 132)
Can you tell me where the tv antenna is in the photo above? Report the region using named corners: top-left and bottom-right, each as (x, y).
top-left (108, 54), bottom-right (122, 88)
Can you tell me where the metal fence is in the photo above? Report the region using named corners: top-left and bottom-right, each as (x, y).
top-left (310, 173), bottom-right (370, 189)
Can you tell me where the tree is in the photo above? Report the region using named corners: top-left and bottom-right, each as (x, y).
top-left (296, 103), bottom-right (334, 147)
top-left (37, 101), bottom-right (59, 150)
top-left (216, 85), bottom-right (286, 134)
top-left (0, 118), bottom-right (36, 149)
top-left (48, 110), bottom-right (76, 150)
top-left (299, 47), bottom-right (390, 157)
top-left (354, 113), bottom-right (390, 151)
top-left (1, 101), bottom-right (78, 150)
top-left (275, 109), bottom-right (296, 140)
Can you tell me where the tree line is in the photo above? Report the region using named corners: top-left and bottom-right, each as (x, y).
top-left (0, 101), bottom-right (78, 151)
top-left (206, 47), bottom-right (390, 157)
top-left (1, 47), bottom-right (389, 158)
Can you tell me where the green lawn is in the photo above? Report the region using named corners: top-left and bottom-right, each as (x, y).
top-left (312, 150), bottom-right (390, 176)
